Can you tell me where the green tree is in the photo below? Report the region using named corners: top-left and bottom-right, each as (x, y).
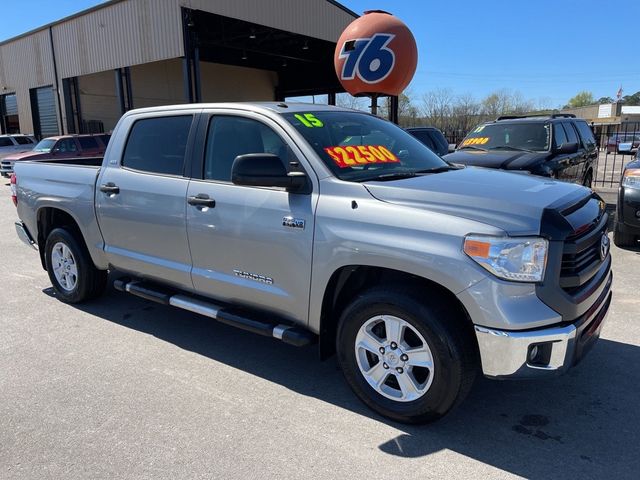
top-left (621, 91), bottom-right (640, 106)
top-left (565, 91), bottom-right (595, 108)
top-left (597, 96), bottom-right (614, 104)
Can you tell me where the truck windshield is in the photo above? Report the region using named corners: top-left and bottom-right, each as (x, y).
top-left (33, 139), bottom-right (56, 152)
top-left (461, 123), bottom-right (550, 152)
top-left (283, 111), bottom-right (450, 182)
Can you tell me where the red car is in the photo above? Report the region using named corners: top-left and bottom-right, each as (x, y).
top-left (0, 134), bottom-right (109, 177)
top-left (606, 133), bottom-right (640, 154)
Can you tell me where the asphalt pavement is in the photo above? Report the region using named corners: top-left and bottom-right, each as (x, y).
top-left (1, 183), bottom-right (639, 480)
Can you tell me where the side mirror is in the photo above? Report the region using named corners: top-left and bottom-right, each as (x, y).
top-left (231, 153), bottom-right (307, 192)
top-left (448, 144), bottom-right (456, 153)
top-left (555, 142), bottom-right (579, 154)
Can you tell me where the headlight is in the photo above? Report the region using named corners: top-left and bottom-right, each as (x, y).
top-left (622, 168), bottom-right (640, 188)
top-left (464, 235), bottom-right (548, 282)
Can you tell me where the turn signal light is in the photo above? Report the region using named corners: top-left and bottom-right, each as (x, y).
top-left (10, 173), bottom-right (17, 206)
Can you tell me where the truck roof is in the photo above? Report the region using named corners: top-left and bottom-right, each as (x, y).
top-left (120, 102), bottom-right (356, 118)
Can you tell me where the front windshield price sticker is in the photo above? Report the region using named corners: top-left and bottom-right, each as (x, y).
top-left (461, 137), bottom-right (489, 146)
top-left (324, 145), bottom-right (400, 168)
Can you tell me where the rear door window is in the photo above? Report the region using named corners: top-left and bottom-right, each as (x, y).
top-left (78, 136), bottom-right (99, 151)
top-left (561, 122), bottom-right (579, 146)
top-left (553, 123), bottom-right (568, 148)
top-left (122, 116), bottom-right (193, 176)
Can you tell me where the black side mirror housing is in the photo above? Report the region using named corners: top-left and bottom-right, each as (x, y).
top-left (231, 153), bottom-right (307, 192)
top-left (555, 142), bottom-right (579, 154)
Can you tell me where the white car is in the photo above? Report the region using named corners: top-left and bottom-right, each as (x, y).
top-left (0, 134), bottom-right (36, 160)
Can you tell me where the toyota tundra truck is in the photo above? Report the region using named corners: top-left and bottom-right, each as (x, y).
top-left (12, 103), bottom-right (612, 424)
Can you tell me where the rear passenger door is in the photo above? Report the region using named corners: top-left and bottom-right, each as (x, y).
top-left (96, 113), bottom-right (197, 290)
top-left (561, 121), bottom-right (585, 183)
top-left (185, 112), bottom-right (316, 323)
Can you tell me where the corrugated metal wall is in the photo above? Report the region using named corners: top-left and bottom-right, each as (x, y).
top-left (0, 0), bottom-right (355, 134)
top-left (0, 29), bottom-right (55, 134)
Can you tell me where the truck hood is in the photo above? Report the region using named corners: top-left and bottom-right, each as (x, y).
top-left (364, 167), bottom-right (590, 235)
top-left (3, 151), bottom-right (47, 161)
top-left (443, 149), bottom-right (546, 170)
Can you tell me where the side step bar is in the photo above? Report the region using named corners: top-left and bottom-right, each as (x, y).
top-left (113, 278), bottom-right (316, 347)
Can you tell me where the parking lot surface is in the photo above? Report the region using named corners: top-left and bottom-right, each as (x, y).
top-left (1, 185), bottom-right (639, 480)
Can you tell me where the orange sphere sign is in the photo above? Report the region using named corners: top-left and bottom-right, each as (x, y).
top-left (334, 10), bottom-right (418, 97)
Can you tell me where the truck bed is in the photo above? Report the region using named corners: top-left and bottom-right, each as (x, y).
top-left (14, 160), bottom-right (108, 270)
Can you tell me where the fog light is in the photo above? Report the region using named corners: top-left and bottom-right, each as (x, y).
top-left (528, 342), bottom-right (553, 366)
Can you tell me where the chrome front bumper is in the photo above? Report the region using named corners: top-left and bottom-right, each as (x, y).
top-left (15, 221), bottom-right (37, 250)
top-left (475, 280), bottom-right (612, 379)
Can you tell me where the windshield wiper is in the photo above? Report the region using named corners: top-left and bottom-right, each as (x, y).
top-left (457, 145), bottom-right (487, 151)
top-left (490, 145), bottom-right (534, 152)
top-left (414, 165), bottom-right (460, 174)
top-left (359, 171), bottom-right (417, 182)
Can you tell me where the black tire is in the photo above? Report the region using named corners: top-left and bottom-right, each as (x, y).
top-left (613, 221), bottom-right (637, 248)
top-left (336, 286), bottom-right (478, 424)
top-left (44, 227), bottom-right (107, 303)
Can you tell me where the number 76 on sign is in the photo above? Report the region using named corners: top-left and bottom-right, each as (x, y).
top-left (339, 33), bottom-right (396, 84)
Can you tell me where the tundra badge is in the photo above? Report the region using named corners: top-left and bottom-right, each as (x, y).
top-left (282, 216), bottom-right (305, 229)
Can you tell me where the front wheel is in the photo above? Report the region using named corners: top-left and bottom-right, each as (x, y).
top-left (336, 287), bottom-right (478, 424)
top-left (45, 227), bottom-right (107, 303)
top-left (613, 221), bottom-right (637, 248)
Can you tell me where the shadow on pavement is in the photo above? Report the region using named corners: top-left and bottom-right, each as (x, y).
top-left (45, 280), bottom-right (640, 479)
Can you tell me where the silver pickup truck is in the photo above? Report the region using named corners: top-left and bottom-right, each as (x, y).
top-left (13, 103), bottom-right (612, 424)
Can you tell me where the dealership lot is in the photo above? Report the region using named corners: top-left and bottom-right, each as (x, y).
top-left (0, 187), bottom-right (638, 479)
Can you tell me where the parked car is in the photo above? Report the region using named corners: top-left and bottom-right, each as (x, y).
top-left (12, 103), bottom-right (611, 424)
top-left (0, 133), bottom-right (109, 177)
top-left (613, 151), bottom-right (640, 248)
top-left (444, 114), bottom-right (598, 187)
top-left (0, 134), bottom-right (36, 160)
top-left (606, 133), bottom-right (640, 154)
top-left (405, 127), bottom-right (450, 156)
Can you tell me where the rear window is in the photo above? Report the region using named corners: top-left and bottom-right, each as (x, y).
top-left (0, 137), bottom-right (13, 147)
top-left (78, 137), bottom-right (99, 150)
top-left (122, 116), bottom-right (192, 175)
top-left (14, 136), bottom-right (33, 145)
top-left (98, 134), bottom-right (111, 146)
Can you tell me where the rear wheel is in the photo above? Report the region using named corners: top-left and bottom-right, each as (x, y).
top-left (613, 221), bottom-right (638, 248)
top-left (45, 227), bottom-right (107, 303)
top-left (336, 287), bottom-right (477, 424)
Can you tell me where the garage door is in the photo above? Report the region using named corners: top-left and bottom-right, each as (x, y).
top-left (0, 93), bottom-right (19, 133)
top-left (30, 86), bottom-right (59, 138)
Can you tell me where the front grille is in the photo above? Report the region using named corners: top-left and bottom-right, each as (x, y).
top-left (560, 215), bottom-right (608, 292)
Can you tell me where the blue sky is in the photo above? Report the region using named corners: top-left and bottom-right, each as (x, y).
top-left (2, 0), bottom-right (639, 107)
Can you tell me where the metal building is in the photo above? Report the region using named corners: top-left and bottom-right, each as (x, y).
top-left (0, 0), bottom-right (357, 137)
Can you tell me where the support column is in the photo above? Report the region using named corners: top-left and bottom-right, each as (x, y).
top-left (389, 95), bottom-right (399, 124)
top-left (327, 92), bottom-right (336, 106)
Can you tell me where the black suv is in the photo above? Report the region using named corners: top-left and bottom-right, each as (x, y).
top-left (614, 152), bottom-right (640, 248)
top-left (406, 127), bottom-right (450, 156)
top-left (444, 114), bottom-right (598, 186)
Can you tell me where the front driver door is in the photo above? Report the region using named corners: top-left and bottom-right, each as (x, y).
top-left (186, 112), bottom-right (316, 323)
